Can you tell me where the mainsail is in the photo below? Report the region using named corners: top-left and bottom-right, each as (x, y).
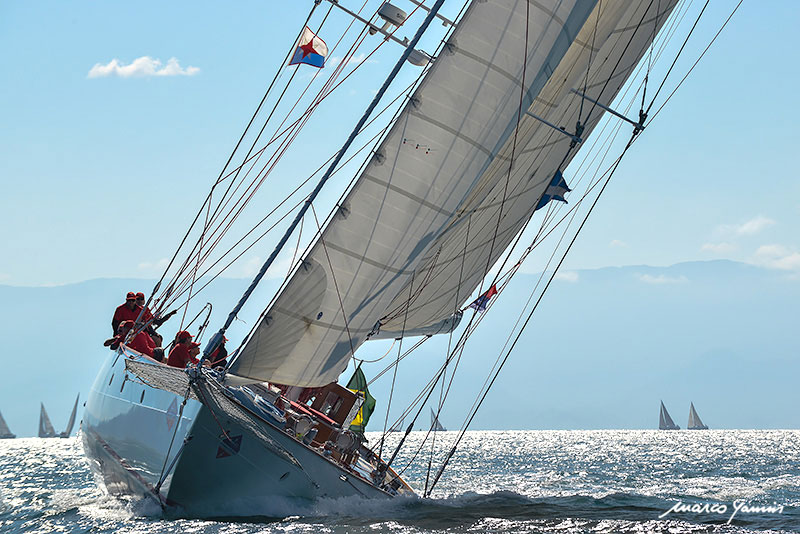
top-left (38, 403), bottom-right (56, 438)
top-left (687, 402), bottom-right (708, 430)
top-left (231, 0), bottom-right (678, 387)
top-left (59, 393), bottom-right (80, 438)
top-left (0, 410), bottom-right (15, 439)
top-left (659, 400), bottom-right (679, 430)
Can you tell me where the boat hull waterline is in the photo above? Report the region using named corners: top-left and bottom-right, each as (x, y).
top-left (82, 347), bottom-right (399, 516)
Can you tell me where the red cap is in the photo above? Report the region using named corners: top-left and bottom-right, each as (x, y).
top-left (135, 292), bottom-right (145, 300)
top-left (176, 330), bottom-right (193, 342)
top-left (126, 292), bottom-right (136, 300)
top-left (190, 342), bottom-right (201, 348)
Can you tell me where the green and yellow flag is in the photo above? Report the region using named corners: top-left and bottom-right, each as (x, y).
top-left (346, 365), bottom-right (376, 434)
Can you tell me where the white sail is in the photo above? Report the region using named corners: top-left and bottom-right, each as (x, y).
top-left (232, 0), bottom-right (677, 387)
top-left (0, 410), bottom-right (14, 439)
top-left (60, 394), bottom-right (80, 438)
top-left (39, 403), bottom-right (56, 438)
top-left (659, 400), bottom-right (679, 430)
top-left (687, 402), bottom-right (708, 430)
top-left (430, 409), bottom-right (446, 432)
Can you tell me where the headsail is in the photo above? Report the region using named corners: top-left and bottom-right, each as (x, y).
top-left (38, 403), bottom-right (56, 438)
top-left (60, 393), bottom-right (80, 438)
top-left (231, 0), bottom-right (678, 387)
top-left (687, 402), bottom-right (708, 430)
top-left (659, 400), bottom-right (679, 430)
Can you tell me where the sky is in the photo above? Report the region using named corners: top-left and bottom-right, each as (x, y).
top-left (1, 1), bottom-right (799, 288)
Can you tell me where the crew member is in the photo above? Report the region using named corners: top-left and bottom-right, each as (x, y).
top-left (111, 292), bottom-right (140, 334)
top-left (208, 336), bottom-right (228, 369)
top-left (167, 330), bottom-right (200, 368)
top-left (134, 292), bottom-right (177, 347)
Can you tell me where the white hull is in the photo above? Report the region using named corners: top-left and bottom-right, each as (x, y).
top-left (83, 348), bottom-right (402, 516)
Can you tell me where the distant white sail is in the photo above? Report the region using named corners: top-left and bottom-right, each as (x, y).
top-left (0, 410), bottom-right (15, 439)
top-left (232, 0), bottom-right (678, 387)
top-left (687, 402), bottom-right (708, 430)
top-left (59, 394), bottom-right (80, 438)
top-left (659, 401), bottom-right (679, 430)
top-left (431, 409), bottom-right (446, 432)
top-left (39, 403), bottom-right (56, 438)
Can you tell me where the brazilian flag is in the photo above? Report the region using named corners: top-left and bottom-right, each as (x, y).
top-left (346, 365), bottom-right (376, 434)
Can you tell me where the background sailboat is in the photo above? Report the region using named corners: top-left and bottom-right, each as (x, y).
top-left (0, 410), bottom-right (15, 439)
top-left (431, 409), bottom-right (446, 432)
top-left (687, 402), bottom-right (709, 430)
top-left (38, 403), bottom-right (56, 438)
top-left (658, 401), bottom-right (679, 430)
top-left (58, 393), bottom-right (80, 438)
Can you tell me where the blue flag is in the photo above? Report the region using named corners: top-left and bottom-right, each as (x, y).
top-left (535, 170), bottom-right (571, 211)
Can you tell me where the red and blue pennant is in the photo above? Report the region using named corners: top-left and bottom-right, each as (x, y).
top-left (469, 284), bottom-right (498, 313)
top-left (289, 27), bottom-right (328, 69)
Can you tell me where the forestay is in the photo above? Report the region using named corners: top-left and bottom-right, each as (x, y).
top-left (232, 0), bottom-right (674, 387)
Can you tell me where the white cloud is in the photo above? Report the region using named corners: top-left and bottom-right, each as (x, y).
top-left (554, 271), bottom-right (579, 282)
top-left (752, 244), bottom-right (800, 271)
top-left (701, 242), bottom-right (737, 254)
top-left (609, 239), bottom-right (627, 248)
top-left (88, 56), bottom-right (200, 78)
top-left (715, 215), bottom-right (776, 238)
top-left (637, 274), bottom-right (688, 284)
top-left (137, 258), bottom-right (169, 272)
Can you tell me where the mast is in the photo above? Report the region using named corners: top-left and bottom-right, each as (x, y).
top-left (202, 0), bottom-right (448, 364)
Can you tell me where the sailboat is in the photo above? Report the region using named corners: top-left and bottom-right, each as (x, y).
top-left (0, 410), bottom-right (15, 439)
top-left (79, 0), bottom-right (723, 515)
top-left (430, 409), bottom-right (446, 432)
top-left (658, 400), bottom-right (679, 430)
top-left (58, 394), bottom-right (80, 438)
top-left (687, 402), bottom-right (709, 430)
top-left (39, 403), bottom-right (57, 438)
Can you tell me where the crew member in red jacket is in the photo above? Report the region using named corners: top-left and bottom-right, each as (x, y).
top-left (111, 292), bottom-right (141, 334)
top-left (134, 292), bottom-right (176, 347)
top-left (167, 331), bottom-right (200, 368)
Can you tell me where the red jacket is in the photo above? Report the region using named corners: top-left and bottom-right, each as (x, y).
top-left (167, 343), bottom-right (198, 368)
top-left (128, 331), bottom-right (156, 358)
top-left (112, 304), bottom-right (142, 333)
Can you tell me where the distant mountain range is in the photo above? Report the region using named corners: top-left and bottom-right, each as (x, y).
top-left (1, 260), bottom-right (797, 436)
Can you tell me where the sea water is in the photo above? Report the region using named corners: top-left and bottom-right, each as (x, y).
top-left (1, 430), bottom-right (798, 533)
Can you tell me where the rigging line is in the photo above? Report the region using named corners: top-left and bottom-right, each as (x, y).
top-left (366, 336), bottom-right (428, 385)
top-left (151, 3), bottom-right (320, 302)
top-left (649, 0), bottom-right (742, 122)
top-left (310, 203), bottom-right (357, 361)
top-left (425, 212), bottom-right (470, 495)
top-left (428, 133), bottom-right (640, 496)
top-left (645, 0), bottom-right (709, 115)
top-left (357, 338), bottom-right (396, 364)
top-left (582, 0), bottom-right (655, 126)
top-left (208, 0), bottom-right (450, 362)
top-left (378, 273), bottom-right (414, 460)
top-left (579, 0), bottom-right (602, 122)
top-left (641, 0), bottom-right (662, 111)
